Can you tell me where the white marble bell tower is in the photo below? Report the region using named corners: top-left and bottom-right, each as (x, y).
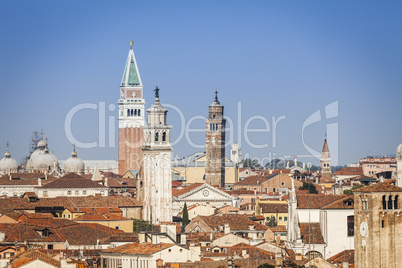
top-left (141, 87), bottom-right (172, 224)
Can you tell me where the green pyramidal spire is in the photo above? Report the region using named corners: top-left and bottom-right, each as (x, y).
top-left (121, 41), bottom-right (142, 87)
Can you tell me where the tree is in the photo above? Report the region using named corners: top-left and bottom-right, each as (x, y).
top-left (132, 218), bottom-right (152, 233)
top-left (299, 182), bottom-right (318, 194)
top-left (343, 184), bottom-right (364, 195)
top-left (242, 158), bottom-right (261, 169)
top-left (182, 203), bottom-right (189, 230)
top-left (266, 216), bottom-right (277, 227)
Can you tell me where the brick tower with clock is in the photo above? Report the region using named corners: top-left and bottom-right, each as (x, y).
top-left (118, 41), bottom-right (145, 174)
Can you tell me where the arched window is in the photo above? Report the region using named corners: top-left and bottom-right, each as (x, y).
top-left (395, 195), bottom-right (399, 209)
top-left (138, 109), bottom-right (141, 116)
top-left (383, 195), bottom-right (387, 209)
top-left (155, 132), bottom-right (159, 142)
top-left (162, 132), bottom-right (166, 142)
top-left (347, 215), bottom-right (354, 236)
top-left (134, 109), bottom-right (137, 116)
top-left (210, 124), bottom-right (212, 131)
top-left (131, 109), bottom-right (134, 116)
top-left (388, 196), bottom-right (393, 209)
top-left (127, 109), bottom-right (130, 117)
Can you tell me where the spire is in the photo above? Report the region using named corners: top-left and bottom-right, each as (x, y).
top-left (322, 136), bottom-right (329, 153)
top-left (121, 40), bottom-right (142, 87)
top-left (5, 142), bottom-right (11, 158)
top-left (213, 89), bottom-right (220, 105)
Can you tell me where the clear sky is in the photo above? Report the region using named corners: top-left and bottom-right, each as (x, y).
top-left (1, 0), bottom-right (401, 166)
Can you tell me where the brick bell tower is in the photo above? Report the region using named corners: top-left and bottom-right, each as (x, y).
top-left (118, 41), bottom-right (145, 174)
top-left (205, 90), bottom-right (226, 187)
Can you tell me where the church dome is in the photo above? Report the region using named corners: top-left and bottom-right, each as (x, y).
top-left (397, 144), bottom-right (402, 160)
top-left (37, 139), bottom-right (47, 148)
top-left (34, 147), bottom-right (59, 171)
top-left (0, 146), bottom-right (18, 174)
top-left (64, 147), bottom-right (85, 173)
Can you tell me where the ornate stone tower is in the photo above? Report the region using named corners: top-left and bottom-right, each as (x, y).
top-left (320, 136), bottom-right (331, 178)
top-left (205, 90), bottom-right (226, 187)
top-left (118, 41), bottom-right (145, 174)
top-left (354, 181), bottom-right (402, 268)
top-left (140, 87), bottom-right (172, 224)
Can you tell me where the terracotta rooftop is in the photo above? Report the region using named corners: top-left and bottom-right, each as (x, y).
top-left (172, 183), bottom-right (203, 197)
top-left (103, 242), bottom-right (175, 255)
top-left (197, 214), bottom-right (268, 231)
top-left (259, 203), bottom-right (288, 213)
top-left (203, 243), bottom-right (275, 259)
top-left (333, 167), bottom-right (364, 176)
top-left (321, 196), bottom-right (354, 209)
top-left (11, 249), bottom-right (61, 268)
top-left (354, 180), bottom-right (402, 193)
top-left (299, 223), bottom-right (325, 244)
top-left (297, 194), bottom-right (346, 209)
top-left (0, 195), bottom-right (142, 215)
top-left (172, 181), bottom-right (182, 188)
top-left (75, 212), bottom-right (130, 221)
top-left (234, 176), bottom-right (267, 185)
top-left (269, 225), bottom-right (287, 232)
top-left (187, 232), bottom-right (224, 242)
top-left (65, 207), bottom-right (122, 214)
top-left (37, 173), bottom-right (108, 189)
top-left (328, 249), bottom-right (354, 264)
top-left (0, 173), bottom-right (57, 186)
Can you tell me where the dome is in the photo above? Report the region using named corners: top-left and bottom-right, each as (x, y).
top-left (0, 147), bottom-right (18, 174)
top-left (37, 139), bottom-right (47, 148)
top-left (34, 147), bottom-right (59, 171)
top-left (397, 144), bottom-right (402, 159)
top-left (64, 149), bottom-right (85, 174)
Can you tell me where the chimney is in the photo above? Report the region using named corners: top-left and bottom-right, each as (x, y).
top-left (296, 253), bottom-right (302, 261)
top-left (104, 178), bottom-right (108, 187)
top-left (38, 178), bottom-right (42, 187)
top-left (275, 252), bottom-right (283, 266)
top-left (342, 262), bottom-right (349, 268)
top-left (224, 223), bottom-right (230, 234)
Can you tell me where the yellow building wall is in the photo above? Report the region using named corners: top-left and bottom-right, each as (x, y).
top-left (173, 166), bottom-right (238, 184)
top-left (75, 220), bottom-right (133, 233)
top-left (261, 212), bottom-right (288, 226)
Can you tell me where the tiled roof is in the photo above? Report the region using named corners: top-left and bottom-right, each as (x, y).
top-left (328, 249), bottom-right (354, 264)
top-left (75, 212), bottom-right (130, 221)
top-left (225, 189), bottom-right (256, 195)
top-left (172, 181), bottom-right (182, 188)
top-left (203, 243), bottom-right (275, 259)
top-left (0, 173), bottom-right (57, 186)
top-left (38, 173), bottom-right (108, 189)
top-left (103, 232), bottom-right (139, 243)
top-left (0, 195), bottom-right (142, 215)
top-left (11, 249), bottom-right (61, 268)
top-left (172, 183), bottom-right (203, 197)
top-left (269, 225), bottom-right (287, 232)
top-left (299, 223), bottom-right (325, 244)
top-left (321, 196), bottom-right (354, 209)
top-left (259, 203), bottom-right (288, 213)
top-left (197, 214), bottom-right (268, 231)
top-left (58, 222), bottom-right (122, 245)
top-left (234, 176), bottom-right (267, 186)
top-left (65, 207), bottom-right (122, 214)
top-left (333, 167), bottom-right (363, 176)
top-left (354, 180), bottom-right (402, 193)
top-left (187, 232), bottom-right (224, 242)
top-left (102, 242), bottom-right (174, 255)
top-left (297, 194), bottom-right (346, 209)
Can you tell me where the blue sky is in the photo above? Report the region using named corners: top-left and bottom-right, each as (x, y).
top-left (0, 0), bottom-right (401, 166)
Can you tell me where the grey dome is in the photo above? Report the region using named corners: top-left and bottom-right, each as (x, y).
top-left (64, 149), bottom-right (85, 173)
top-left (0, 147), bottom-right (18, 173)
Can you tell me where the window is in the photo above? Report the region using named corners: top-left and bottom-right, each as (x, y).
top-left (162, 132), bottom-right (166, 142)
top-left (75, 190), bottom-right (79, 195)
top-left (281, 182), bottom-right (285, 186)
top-left (251, 198), bottom-right (255, 203)
top-left (383, 195), bottom-right (387, 209)
top-left (279, 217), bottom-right (282, 223)
top-left (388, 196), bottom-right (393, 209)
top-left (395, 196), bottom-right (399, 209)
top-left (43, 190), bottom-right (48, 197)
top-left (382, 220), bottom-right (385, 228)
top-left (115, 226), bottom-right (119, 230)
top-left (347, 215), bottom-right (354, 236)
top-left (67, 190), bottom-right (71, 196)
top-left (83, 190), bottom-right (87, 195)
top-left (273, 188), bottom-right (276, 193)
top-left (155, 132), bottom-right (159, 142)
top-left (284, 217), bottom-right (288, 222)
